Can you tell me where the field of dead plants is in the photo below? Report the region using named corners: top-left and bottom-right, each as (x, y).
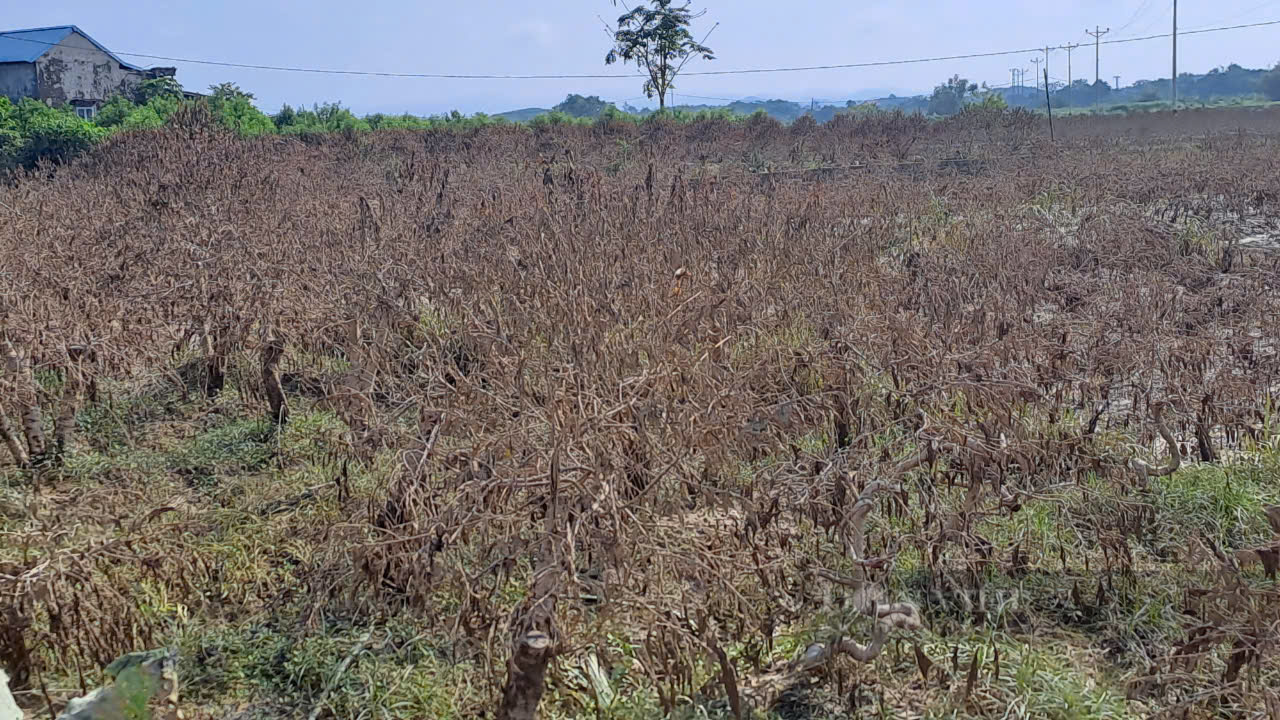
top-left (2, 104), bottom-right (1280, 719)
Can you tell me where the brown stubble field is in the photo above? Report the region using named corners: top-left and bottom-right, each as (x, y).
top-left (2, 105), bottom-right (1280, 719)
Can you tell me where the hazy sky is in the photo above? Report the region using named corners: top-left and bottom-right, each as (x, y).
top-left (7, 1), bottom-right (1279, 114)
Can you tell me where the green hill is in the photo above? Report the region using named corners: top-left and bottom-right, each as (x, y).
top-left (494, 107), bottom-right (549, 123)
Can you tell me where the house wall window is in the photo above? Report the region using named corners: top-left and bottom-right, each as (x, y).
top-left (75, 106), bottom-right (96, 120)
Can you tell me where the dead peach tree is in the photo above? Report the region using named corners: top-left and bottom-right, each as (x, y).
top-left (0, 332), bottom-right (95, 471)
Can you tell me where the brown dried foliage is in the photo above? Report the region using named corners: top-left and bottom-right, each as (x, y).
top-left (2, 106), bottom-right (1280, 717)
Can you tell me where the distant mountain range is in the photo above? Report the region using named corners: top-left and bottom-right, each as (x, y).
top-left (495, 65), bottom-right (1277, 124)
top-left (495, 87), bottom-right (920, 123)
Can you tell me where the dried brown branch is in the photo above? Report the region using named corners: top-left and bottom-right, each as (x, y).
top-left (1129, 402), bottom-right (1181, 481)
top-left (261, 335), bottom-right (289, 424)
top-left (0, 406), bottom-right (29, 468)
top-left (2, 337), bottom-right (44, 466)
top-left (2, 108), bottom-right (1279, 720)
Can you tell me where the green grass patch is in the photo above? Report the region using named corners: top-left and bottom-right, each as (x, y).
top-left (908, 632), bottom-right (1135, 720)
top-left (175, 613), bottom-right (476, 719)
top-left (1148, 454), bottom-right (1280, 549)
top-left (166, 417), bottom-right (276, 488)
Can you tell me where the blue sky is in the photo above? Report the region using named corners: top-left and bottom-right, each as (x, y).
top-left (7, 1), bottom-right (1279, 114)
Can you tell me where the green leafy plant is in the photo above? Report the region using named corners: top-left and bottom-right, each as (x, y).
top-left (206, 83), bottom-right (275, 137)
top-left (136, 76), bottom-right (184, 104)
top-left (1, 98), bottom-right (107, 168)
top-left (93, 96), bottom-right (137, 129)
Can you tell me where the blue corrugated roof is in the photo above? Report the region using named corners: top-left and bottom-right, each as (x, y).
top-left (0, 25), bottom-right (143, 71)
top-left (0, 26), bottom-right (73, 63)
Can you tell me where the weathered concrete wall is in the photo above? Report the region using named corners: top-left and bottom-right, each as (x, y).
top-left (34, 31), bottom-right (142, 105)
top-left (0, 62), bottom-right (36, 101)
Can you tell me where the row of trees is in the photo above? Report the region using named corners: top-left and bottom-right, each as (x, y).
top-left (0, 80), bottom-right (525, 169)
top-left (0, 87), bottom-right (821, 171)
top-left (920, 60), bottom-right (1280, 117)
top-left (0, 84), bottom-right (863, 172)
top-left (87, 78), bottom-right (276, 135)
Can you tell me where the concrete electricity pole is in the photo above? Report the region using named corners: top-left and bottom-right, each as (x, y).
top-left (1030, 57), bottom-right (1042, 89)
top-left (1011, 68), bottom-right (1019, 91)
top-left (1061, 43), bottom-right (1080, 106)
top-left (1086, 25), bottom-right (1110, 110)
top-left (1114, 75), bottom-right (1121, 90)
top-left (1172, 0), bottom-right (1179, 111)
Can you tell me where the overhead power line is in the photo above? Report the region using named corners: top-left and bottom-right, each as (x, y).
top-left (1128, 0), bottom-right (1175, 37)
top-left (2, 18), bottom-right (1278, 80)
top-left (1115, 0), bottom-right (1161, 35)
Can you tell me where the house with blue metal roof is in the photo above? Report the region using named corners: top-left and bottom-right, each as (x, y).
top-left (0, 25), bottom-right (176, 119)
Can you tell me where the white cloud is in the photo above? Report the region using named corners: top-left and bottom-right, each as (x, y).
top-left (506, 19), bottom-right (558, 50)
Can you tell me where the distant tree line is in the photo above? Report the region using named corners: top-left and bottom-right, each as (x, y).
top-left (967, 62), bottom-right (1280, 114)
top-left (5, 58), bottom-right (1280, 171)
top-left (0, 81), bottom-right (513, 170)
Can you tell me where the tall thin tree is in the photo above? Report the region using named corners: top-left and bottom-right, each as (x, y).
top-left (605, 0), bottom-right (716, 112)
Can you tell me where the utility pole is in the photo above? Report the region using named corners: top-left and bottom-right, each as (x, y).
top-left (1011, 67), bottom-right (1019, 91)
top-left (1030, 57), bottom-right (1042, 89)
top-left (1045, 69), bottom-right (1054, 141)
top-left (1172, 0), bottom-right (1178, 111)
top-left (1086, 25), bottom-right (1110, 111)
top-left (1061, 43), bottom-right (1079, 107)
top-left (1114, 75), bottom-right (1121, 90)
top-left (1043, 46), bottom-right (1051, 88)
